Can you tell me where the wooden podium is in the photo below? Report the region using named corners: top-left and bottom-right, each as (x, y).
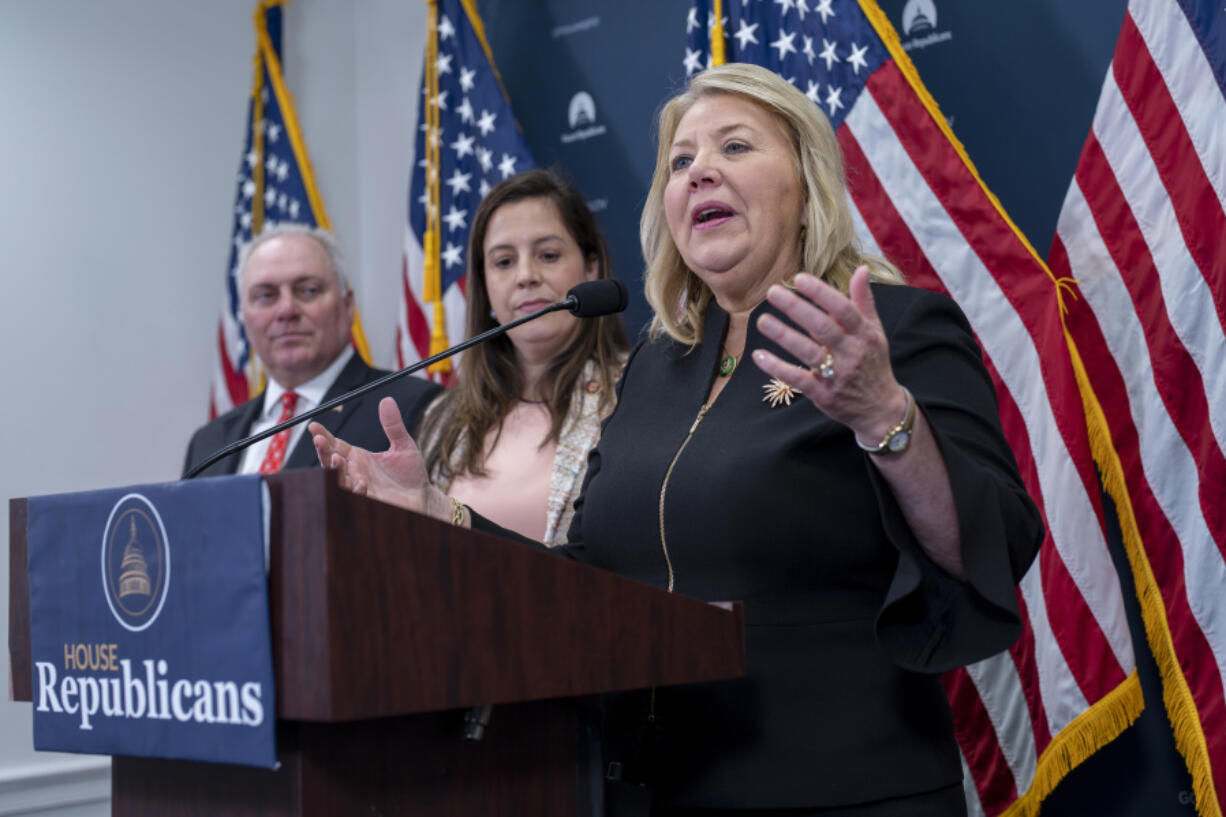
top-left (9, 470), bottom-right (745, 815)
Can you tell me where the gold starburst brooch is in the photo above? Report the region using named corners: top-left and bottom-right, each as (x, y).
top-left (762, 377), bottom-right (799, 407)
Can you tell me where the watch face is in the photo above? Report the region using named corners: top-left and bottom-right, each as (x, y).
top-left (887, 430), bottom-right (911, 452)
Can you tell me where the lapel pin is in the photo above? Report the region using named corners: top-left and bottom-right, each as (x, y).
top-left (762, 378), bottom-right (799, 408)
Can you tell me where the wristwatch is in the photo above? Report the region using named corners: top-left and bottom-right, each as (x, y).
top-left (856, 387), bottom-right (915, 455)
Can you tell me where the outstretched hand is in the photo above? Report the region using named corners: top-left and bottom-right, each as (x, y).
top-left (751, 266), bottom-right (909, 444)
top-left (752, 266), bottom-right (964, 577)
top-left (310, 396), bottom-right (434, 514)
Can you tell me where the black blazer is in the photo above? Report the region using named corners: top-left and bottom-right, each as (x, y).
top-left (560, 285), bottom-right (1042, 810)
top-left (182, 355), bottom-right (441, 478)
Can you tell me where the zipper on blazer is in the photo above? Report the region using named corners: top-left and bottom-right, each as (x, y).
top-left (646, 402), bottom-right (710, 726)
top-left (657, 402), bottom-right (710, 593)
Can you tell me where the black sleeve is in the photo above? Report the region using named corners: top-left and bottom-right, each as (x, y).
top-left (869, 288), bottom-right (1044, 672)
top-left (467, 510), bottom-right (581, 563)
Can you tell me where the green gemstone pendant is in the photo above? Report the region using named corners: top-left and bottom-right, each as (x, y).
top-left (718, 354), bottom-right (737, 377)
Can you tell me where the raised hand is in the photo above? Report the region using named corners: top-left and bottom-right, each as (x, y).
top-left (752, 265), bottom-right (964, 577)
top-left (310, 396), bottom-right (437, 515)
top-left (752, 266), bottom-right (909, 446)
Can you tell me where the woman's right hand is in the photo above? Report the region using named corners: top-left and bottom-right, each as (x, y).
top-left (310, 396), bottom-right (447, 519)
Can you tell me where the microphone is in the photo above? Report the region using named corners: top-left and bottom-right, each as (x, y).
top-left (567, 277), bottom-right (628, 317)
top-left (184, 278), bottom-right (628, 479)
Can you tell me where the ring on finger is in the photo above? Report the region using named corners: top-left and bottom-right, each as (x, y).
top-left (817, 352), bottom-right (836, 380)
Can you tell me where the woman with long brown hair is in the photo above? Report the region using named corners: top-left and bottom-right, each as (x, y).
top-left (416, 169), bottom-right (628, 545)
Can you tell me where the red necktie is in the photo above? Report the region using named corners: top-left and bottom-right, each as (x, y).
top-left (258, 391), bottom-right (299, 474)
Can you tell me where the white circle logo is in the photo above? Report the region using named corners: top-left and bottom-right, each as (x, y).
top-left (100, 493), bottom-right (171, 632)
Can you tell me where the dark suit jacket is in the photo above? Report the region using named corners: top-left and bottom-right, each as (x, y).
top-left (183, 355), bottom-right (442, 478)
top-left (558, 285), bottom-right (1042, 810)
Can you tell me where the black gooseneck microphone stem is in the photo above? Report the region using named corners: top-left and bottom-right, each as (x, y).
top-left (183, 298), bottom-right (574, 479)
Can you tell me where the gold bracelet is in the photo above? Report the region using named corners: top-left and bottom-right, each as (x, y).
top-left (449, 496), bottom-right (465, 527)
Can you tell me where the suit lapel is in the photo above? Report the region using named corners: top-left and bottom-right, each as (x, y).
top-left (208, 396), bottom-right (265, 476)
top-left (283, 355), bottom-right (374, 469)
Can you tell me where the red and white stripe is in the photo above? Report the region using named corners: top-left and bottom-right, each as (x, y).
top-left (209, 281), bottom-right (251, 417)
top-left (840, 55), bottom-right (1136, 816)
top-left (1050, 0), bottom-right (1225, 808)
top-left (394, 225), bottom-right (468, 377)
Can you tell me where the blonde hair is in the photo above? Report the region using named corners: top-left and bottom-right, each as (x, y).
top-left (641, 63), bottom-right (902, 345)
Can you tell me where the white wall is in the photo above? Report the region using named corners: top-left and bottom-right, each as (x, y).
top-left (0, 1), bottom-right (425, 812)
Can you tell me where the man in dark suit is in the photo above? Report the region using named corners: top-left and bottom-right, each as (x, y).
top-left (184, 224), bottom-right (440, 478)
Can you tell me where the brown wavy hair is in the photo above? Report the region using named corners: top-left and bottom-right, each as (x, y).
top-left (420, 169), bottom-right (629, 481)
top-left (641, 63), bottom-right (903, 345)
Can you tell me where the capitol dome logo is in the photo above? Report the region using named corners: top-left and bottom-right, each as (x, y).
top-left (898, 0), bottom-right (951, 52)
top-left (101, 493), bottom-right (170, 632)
top-left (902, 0), bottom-right (937, 37)
top-left (561, 91), bottom-right (607, 144)
top-left (568, 91), bottom-right (597, 129)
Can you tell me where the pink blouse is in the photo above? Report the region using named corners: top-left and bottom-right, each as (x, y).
top-left (447, 401), bottom-right (557, 543)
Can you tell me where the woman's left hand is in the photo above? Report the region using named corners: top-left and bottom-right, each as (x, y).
top-left (753, 265), bottom-right (965, 578)
top-left (309, 397), bottom-right (449, 519)
top-left (752, 265), bottom-right (908, 444)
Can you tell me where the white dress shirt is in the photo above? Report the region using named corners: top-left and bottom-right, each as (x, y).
top-left (237, 346), bottom-right (355, 474)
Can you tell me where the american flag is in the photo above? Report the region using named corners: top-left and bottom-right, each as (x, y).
top-left (685, 1), bottom-right (1139, 814)
top-left (395, 0), bottom-right (536, 379)
top-left (211, 0), bottom-right (372, 417)
top-left (1050, 0), bottom-right (1225, 812)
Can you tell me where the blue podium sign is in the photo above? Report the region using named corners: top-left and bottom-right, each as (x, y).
top-left (26, 476), bottom-right (276, 768)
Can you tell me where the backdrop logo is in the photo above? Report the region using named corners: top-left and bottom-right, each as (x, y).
top-left (562, 91), bottom-right (607, 144)
top-left (899, 0), bottom-right (952, 51)
top-left (568, 92), bottom-right (596, 128)
top-left (902, 0), bottom-right (937, 36)
top-left (100, 493), bottom-right (170, 632)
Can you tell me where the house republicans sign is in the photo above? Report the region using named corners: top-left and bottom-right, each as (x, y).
top-left (25, 475), bottom-right (275, 768)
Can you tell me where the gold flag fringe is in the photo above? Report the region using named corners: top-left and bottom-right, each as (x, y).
top-left (1001, 672), bottom-right (1143, 816)
top-left (1066, 336), bottom-right (1222, 817)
